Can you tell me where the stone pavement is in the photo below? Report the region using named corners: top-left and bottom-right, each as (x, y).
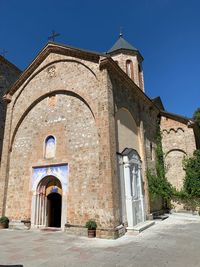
top-left (0, 214), bottom-right (200, 267)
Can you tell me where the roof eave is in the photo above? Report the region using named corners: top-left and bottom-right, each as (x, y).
top-left (107, 48), bottom-right (144, 62)
top-left (99, 57), bottom-right (159, 114)
top-left (0, 55), bottom-right (21, 74)
top-left (6, 42), bottom-right (108, 97)
top-left (161, 110), bottom-right (193, 125)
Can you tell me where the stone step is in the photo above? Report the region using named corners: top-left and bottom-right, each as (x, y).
top-left (126, 220), bottom-right (155, 235)
top-left (154, 215), bottom-right (169, 220)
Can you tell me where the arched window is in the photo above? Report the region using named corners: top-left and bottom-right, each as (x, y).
top-left (138, 64), bottom-right (143, 89)
top-left (150, 142), bottom-right (154, 161)
top-left (115, 108), bottom-right (139, 153)
top-left (45, 136), bottom-right (56, 159)
top-left (126, 60), bottom-right (134, 80)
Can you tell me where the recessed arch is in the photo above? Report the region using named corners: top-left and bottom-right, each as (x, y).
top-left (34, 175), bottom-right (62, 228)
top-left (115, 108), bottom-right (139, 153)
top-left (165, 148), bottom-right (187, 157)
top-left (12, 59), bottom-right (98, 109)
top-left (126, 60), bottom-right (134, 80)
top-left (165, 149), bottom-right (187, 189)
top-left (10, 90), bottom-right (95, 151)
top-left (44, 135), bottom-right (56, 159)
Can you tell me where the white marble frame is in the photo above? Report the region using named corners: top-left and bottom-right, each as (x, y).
top-left (31, 165), bottom-right (68, 230)
top-left (122, 150), bottom-right (145, 231)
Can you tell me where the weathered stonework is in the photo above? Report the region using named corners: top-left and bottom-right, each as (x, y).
top-left (0, 56), bottom-right (21, 163)
top-left (0, 38), bottom-right (199, 238)
top-left (161, 114), bottom-right (197, 190)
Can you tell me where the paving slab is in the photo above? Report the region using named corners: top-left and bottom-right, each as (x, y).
top-left (0, 216), bottom-right (200, 267)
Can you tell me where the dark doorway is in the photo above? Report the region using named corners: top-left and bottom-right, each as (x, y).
top-left (47, 193), bottom-right (62, 227)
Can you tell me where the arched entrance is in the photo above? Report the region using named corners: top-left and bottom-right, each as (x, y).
top-left (33, 176), bottom-right (62, 228)
top-left (47, 193), bottom-right (61, 227)
top-left (117, 148), bottom-right (145, 231)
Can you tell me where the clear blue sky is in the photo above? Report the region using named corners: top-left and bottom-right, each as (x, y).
top-left (1, 0), bottom-right (200, 117)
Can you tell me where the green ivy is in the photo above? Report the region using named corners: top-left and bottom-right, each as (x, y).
top-left (183, 150), bottom-right (200, 197)
top-left (193, 108), bottom-right (200, 128)
top-left (147, 124), bottom-right (173, 204)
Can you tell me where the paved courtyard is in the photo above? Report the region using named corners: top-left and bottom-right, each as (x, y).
top-left (0, 214), bottom-right (200, 267)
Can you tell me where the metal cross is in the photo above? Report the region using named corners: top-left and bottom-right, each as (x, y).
top-left (119, 27), bottom-right (123, 37)
top-left (48, 30), bottom-right (60, 42)
top-left (0, 49), bottom-right (8, 57)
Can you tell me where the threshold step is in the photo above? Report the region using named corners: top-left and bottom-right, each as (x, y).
top-left (127, 220), bottom-right (155, 235)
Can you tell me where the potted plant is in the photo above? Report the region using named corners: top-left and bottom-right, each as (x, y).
top-left (0, 216), bottom-right (9, 229)
top-left (85, 219), bottom-right (97, 238)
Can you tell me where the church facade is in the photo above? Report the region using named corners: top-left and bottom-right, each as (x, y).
top-left (0, 35), bottom-right (199, 238)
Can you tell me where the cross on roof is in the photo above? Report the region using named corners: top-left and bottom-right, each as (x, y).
top-left (0, 49), bottom-right (8, 57)
top-left (48, 30), bottom-right (60, 42)
top-left (119, 26), bottom-right (123, 37)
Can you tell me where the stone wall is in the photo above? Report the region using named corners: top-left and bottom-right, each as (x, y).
top-left (109, 69), bottom-right (159, 215)
top-left (161, 115), bottom-right (197, 190)
top-left (0, 57), bottom-right (21, 163)
top-left (111, 53), bottom-right (144, 91)
top-left (0, 51), bottom-right (121, 237)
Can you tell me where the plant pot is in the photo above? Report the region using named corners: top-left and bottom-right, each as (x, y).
top-left (0, 222), bottom-right (8, 229)
top-left (88, 229), bottom-right (96, 238)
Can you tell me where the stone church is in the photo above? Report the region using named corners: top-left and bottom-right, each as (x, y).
top-left (0, 34), bottom-right (199, 238)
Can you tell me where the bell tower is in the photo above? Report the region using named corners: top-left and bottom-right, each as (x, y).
top-left (107, 33), bottom-right (145, 92)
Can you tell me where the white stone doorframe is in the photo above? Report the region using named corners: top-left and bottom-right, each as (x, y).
top-left (31, 165), bottom-right (68, 230)
top-left (120, 148), bottom-right (145, 231)
top-left (31, 177), bottom-right (66, 230)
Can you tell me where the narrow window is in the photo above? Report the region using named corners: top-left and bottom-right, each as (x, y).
top-left (150, 142), bottom-right (153, 161)
top-left (126, 60), bottom-right (134, 80)
top-left (138, 64), bottom-right (143, 89)
top-left (45, 136), bottom-right (56, 159)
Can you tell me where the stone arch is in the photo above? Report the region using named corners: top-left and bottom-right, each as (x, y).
top-left (162, 129), bottom-right (168, 135)
top-left (177, 127), bottom-right (184, 133)
top-left (165, 148), bottom-right (187, 157)
top-left (169, 128), bottom-right (176, 134)
top-left (115, 108), bottom-right (139, 153)
top-left (12, 59), bottom-right (98, 109)
top-left (10, 90), bottom-right (95, 150)
top-left (32, 175), bottom-right (63, 228)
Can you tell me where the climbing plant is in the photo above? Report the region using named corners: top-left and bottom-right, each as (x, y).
top-left (193, 107), bottom-right (200, 128)
top-left (147, 124), bottom-right (173, 205)
top-left (183, 150), bottom-right (200, 197)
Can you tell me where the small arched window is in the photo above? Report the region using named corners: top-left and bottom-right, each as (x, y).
top-left (138, 64), bottom-right (143, 89)
top-left (45, 136), bottom-right (56, 159)
top-left (150, 142), bottom-right (153, 161)
top-left (126, 60), bottom-right (134, 80)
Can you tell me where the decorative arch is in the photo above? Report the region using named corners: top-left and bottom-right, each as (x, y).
top-left (177, 127), bottom-right (184, 133)
top-left (169, 128), bottom-right (176, 134)
top-left (31, 165), bottom-right (68, 229)
top-left (115, 108), bottom-right (139, 153)
top-left (10, 90), bottom-right (95, 150)
top-left (12, 59), bottom-right (98, 109)
top-left (165, 148), bottom-right (187, 157)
